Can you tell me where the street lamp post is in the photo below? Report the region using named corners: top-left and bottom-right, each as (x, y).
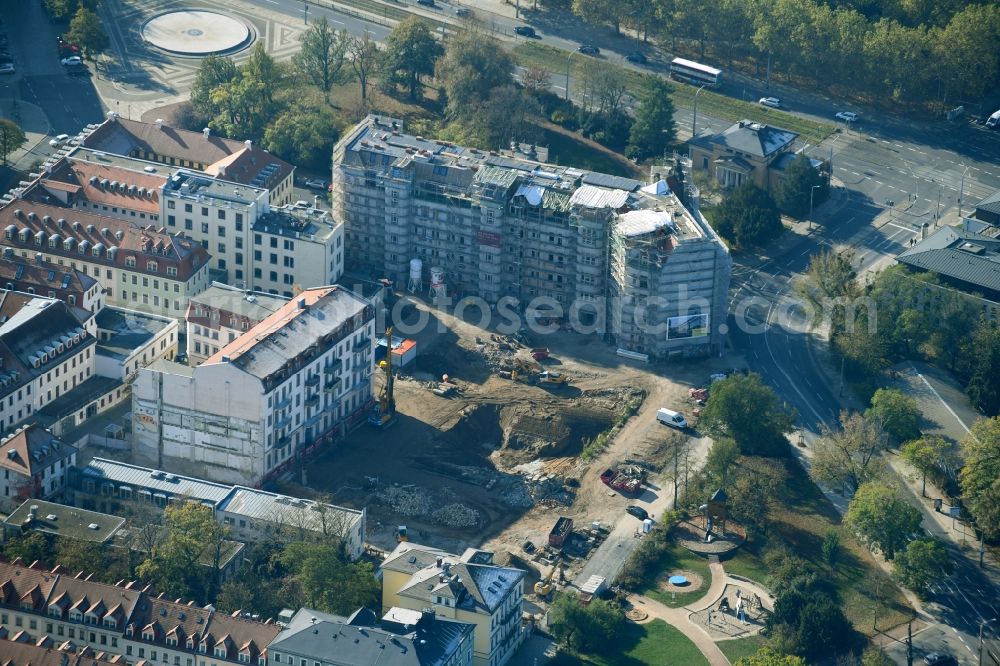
top-left (692, 84), bottom-right (707, 141)
top-left (959, 165), bottom-right (970, 219)
top-left (303, 1), bottom-right (308, 24)
top-left (902, 160), bottom-right (919, 202)
top-left (564, 52), bottom-right (572, 101)
top-left (809, 184), bottom-right (821, 231)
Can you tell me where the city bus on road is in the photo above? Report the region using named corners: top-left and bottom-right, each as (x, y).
top-left (669, 57), bottom-right (722, 88)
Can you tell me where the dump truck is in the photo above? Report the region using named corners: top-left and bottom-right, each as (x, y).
top-left (538, 371), bottom-right (568, 385)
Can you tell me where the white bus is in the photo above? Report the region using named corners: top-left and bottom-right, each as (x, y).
top-left (669, 57), bottom-right (722, 88)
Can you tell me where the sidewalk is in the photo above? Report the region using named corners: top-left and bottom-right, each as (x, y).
top-left (626, 561), bottom-right (737, 666)
top-left (0, 98), bottom-right (51, 169)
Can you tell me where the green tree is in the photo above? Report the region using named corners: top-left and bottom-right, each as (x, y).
top-left (0, 119), bottom-right (26, 166)
top-left (55, 539), bottom-right (124, 583)
top-left (293, 17), bottom-right (350, 92)
top-left (728, 456), bottom-right (786, 536)
top-left (866, 388), bottom-right (921, 445)
top-left (64, 6), bottom-right (108, 57)
top-left (712, 182), bottom-right (782, 249)
top-left (348, 32), bottom-right (380, 102)
top-left (435, 31), bottom-right (514, 119)
top-left (821, 530), bottom-right (839, 565)
top-left (699, 372), bottom-right (794, 456)
top-left (901, 436), bottom-right (952, 496)
top-left (845, 480), bottom-right (922, 560)
top-left (572, 0), bottom-right (626, 33)
top-left (277, 542), bottom-right (379, 615)
top-left (44, 0), bottom-right (98, 22)
top-left (549, 592), bottom-right (624, 653)
top-left (136, 502), bottom-right (228, 603)
top-left (263, 102), bottom-right (343, 169)
top-left (963, 320), bottom-right (1000, 416)
top-left (797, 249), bottom-right (859, 337)
top-left (627, 75), bottom-right (677, 160)
top-left (811, 412), bottom-right (889, 494)
top-left (767, 586), bottom-right (853, 661)
top-left (774, 153), bottom-right (828, 219)
top-left (379, 18), bottom-right (442, 101)
top-left (2, 532), bottom-right (50, 565)
top-left (704, 437), bottom-right (739, 484)
top-left (736, 647), bottom-right (807, 666)
top-left (207, 43), bottom-right (287, 142)
top-left (190, 55), bottom-right (239, 122)
top-left (861, 646), bottom-right (896, 666)
top-left (892, 537), bottom-right (952, 598)
top-left (959, 417), bottom-right (1000, 540)
top-left (477, 85), bottom-right (541, 150)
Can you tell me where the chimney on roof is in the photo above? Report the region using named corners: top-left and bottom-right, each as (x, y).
top-left (436, 557), bottom-right (443, 569)
top-left (203, 127), bottom-right (211, 138)
top-left (297, 298), bottom-right (306, 310)
top-left (35, 253), bottom-right (43, 265)
top-left (244, 140), bottom-right (252, 150)
top-left (155, 119), bottom-right (164, 130)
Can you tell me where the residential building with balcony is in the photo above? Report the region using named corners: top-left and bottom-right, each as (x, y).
top-left (130, 285), bottom-right (376, 485)
top-left (379, 543), bottom-right (524, 666)
top-left (184, 283), bottom-right (288, 365)
top-left (332, 115), bottom-right (730, 359)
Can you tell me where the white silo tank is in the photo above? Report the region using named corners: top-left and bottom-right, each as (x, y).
top-left (407, 258), bottom-right (423, 293)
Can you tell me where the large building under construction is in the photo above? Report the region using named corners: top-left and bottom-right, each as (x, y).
top-left (332, 116), bottom-right (731, 359)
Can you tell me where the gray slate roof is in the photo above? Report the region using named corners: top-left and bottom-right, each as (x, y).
top-left (270, 607), bottom-right (474, 666)
top-left (976, 188), bottom-right (1000, 216)
top-left (711, 120), bottom-right (798, 158)
top-left (896, 226), bottom-right (1000, 294)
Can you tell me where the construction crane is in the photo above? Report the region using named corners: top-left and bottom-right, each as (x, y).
top-left (534, 561), bottom-right (562, 598)
top-left (368, 326), bottom-right (397, 428)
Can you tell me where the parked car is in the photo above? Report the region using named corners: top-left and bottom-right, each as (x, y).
top-left (514, 26), bottom-right (536, 37)
top-left (0, 63), bottom-right (13, 74)
top-left (923, 654), bottom-right (955, 666)
top-left (578, 45), bottom-right (600, 55)
top-left (758, 96), bottom-right (781, 108)
top-left (625, 52), bottom-right (647, 64)
top-left (416, 0), bottom-right (435, 6)
top-left (626, 505), bottom-right (649, 520)
top-left (48, 133), bottom-right (69, 147)
top-left (61, 56), bottom-right (82, 66)
top-left (304, 178), bottom-right (328, 190)
top-left (454, 6), bottom-right (471, 16)
top-left (836, 111), bottom-right (858, 122)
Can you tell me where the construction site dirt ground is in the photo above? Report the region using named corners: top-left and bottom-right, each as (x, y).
top-left (283, 296), bottom-right (743, 568)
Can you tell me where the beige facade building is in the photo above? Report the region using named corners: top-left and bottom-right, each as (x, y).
top-left (0, 425), bottom-right (76, 513)
top-left (380, 543), bottom-right (524, 666)
top-left (688, 119), bottom-right (798, 191)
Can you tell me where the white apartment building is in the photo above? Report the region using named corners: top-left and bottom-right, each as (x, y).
top-left (131, 286), bottom-right (376, 486)
top-left (0, 296), bottom-right (95, 434)
top-left (185, 283), bottom-right (289, 365)
top-left (0, 199), bottom-right (212, 319)
top-left (161, 171), bottom-right (344, 297)
top-left (93, 307), bottom-right (179, 382)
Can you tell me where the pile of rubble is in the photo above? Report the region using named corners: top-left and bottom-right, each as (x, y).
top-left (377, 485), bottom-right (432, 516)
top-left (475, 334), bottom-right (523, 371)
top-left (431, 503), bottom-right (481, 528)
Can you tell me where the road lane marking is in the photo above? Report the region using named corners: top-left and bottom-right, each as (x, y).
top-left (910, 363), bottom-right (973, 437)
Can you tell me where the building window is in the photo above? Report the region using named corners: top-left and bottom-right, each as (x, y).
top-left (147, 261), bottom-right (158, 272)
top-left (126, 257), bottom-right (136, 267)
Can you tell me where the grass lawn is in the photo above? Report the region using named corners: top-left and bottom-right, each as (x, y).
top-left (553, 620), bottom-right (710, 666)
top-left (726, 457), bottom-right (914, 637)
top-left (541, 126), bottom-right (644, 178)
top-left (513, 42), bottom-right (835, 145)
top-left (640, 542), bottom-right (713, 608)
top-left (717, 634), bottom-right (768, 663)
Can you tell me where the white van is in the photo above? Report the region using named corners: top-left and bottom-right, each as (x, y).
top-left (656, 408), bottom-right (688, 429)
top-left (987, 109), bottom-right (1000, 129)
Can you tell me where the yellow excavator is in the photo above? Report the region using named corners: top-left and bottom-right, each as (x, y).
top-left (368, 326), bottom-right (397, 428)
top-left (534, 561), bottom-right (562, 598)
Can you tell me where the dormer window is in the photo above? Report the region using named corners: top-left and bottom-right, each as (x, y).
top-left (126, 625), bottom-right (134, 637)
top-left (147, 261), bottom-right (158, 272)
top-left (49, 237), bottom-right (58, 248)
top-left (239, 654), bottom-right (250, 664)
top-left (103, 616), bottom-right (117, 629)
top-left (199, 642), bottom-right (207, 654)
top-left (48, 605), bottom-right (62, 618)
top-left (20, 599), bottom-right (33, 610)
top-left (92, 246), bottom-right (101, 257)
top-left (258, 657), bottom-right (266, 666)
top-left (125, 257), bottom-right (136, 268)
top-left (142, 629), bottom-right (155, 641)
top-left (166, 636), bottom-right (178, 647)
top-left (215, 647), bottom-right (227, 658)
top-left (186, 637), bottom-right (195, 649)
top-left (167, 266), bottom-right (177, 277)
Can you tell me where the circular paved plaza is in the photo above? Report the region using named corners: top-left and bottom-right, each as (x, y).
top-left (141, 10), bottom-right (252, 56)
